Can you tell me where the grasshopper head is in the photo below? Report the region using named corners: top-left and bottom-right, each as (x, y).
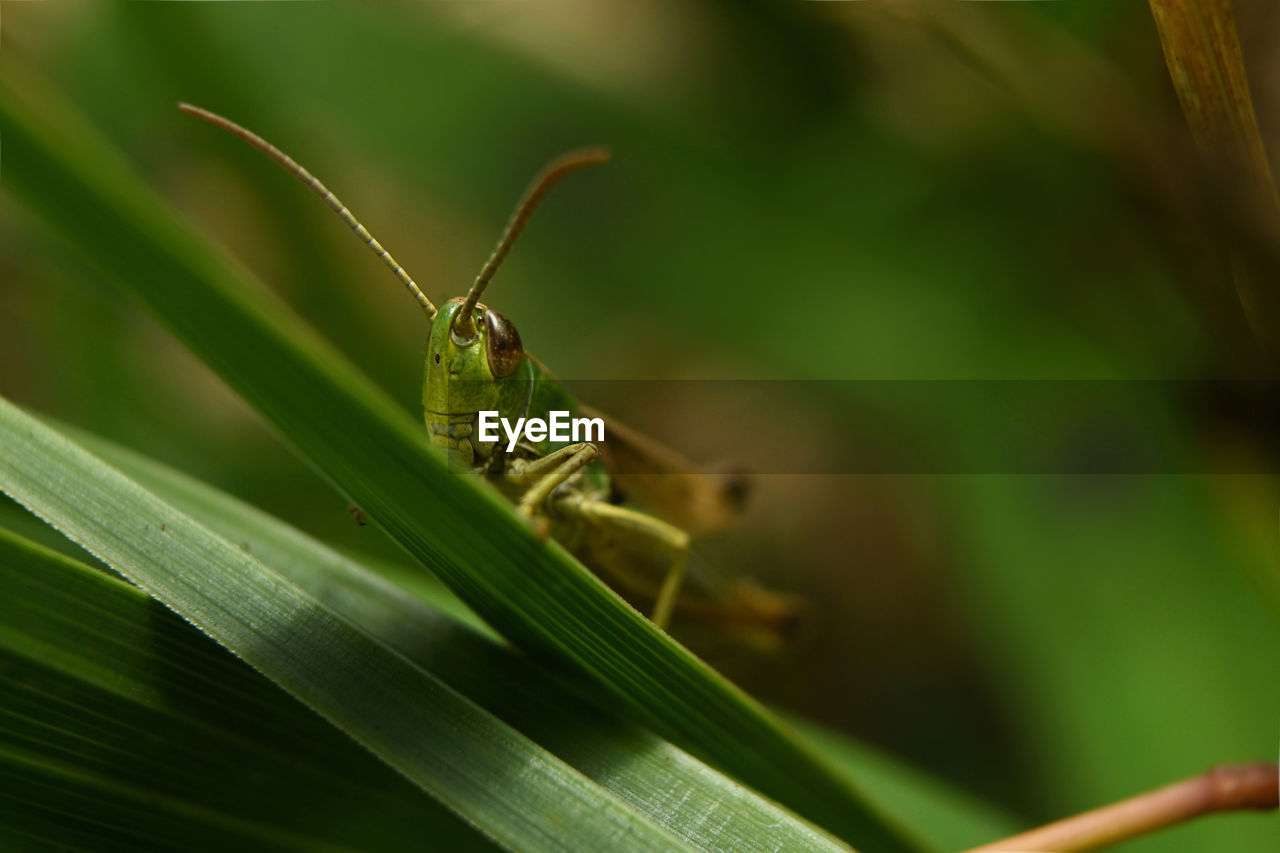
top-left (422, 298), bottom-right (525, 417)
top-left (174, 105), bottom-right (604, 420)
top-left (422, 148), bottom-right (608, 421)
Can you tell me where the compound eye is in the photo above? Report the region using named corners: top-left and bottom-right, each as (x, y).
top-left (485, 309), bottom-right (523, 378)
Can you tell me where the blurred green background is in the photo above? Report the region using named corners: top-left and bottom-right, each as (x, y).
top-left (1, 1), bottom-right (1277, 849)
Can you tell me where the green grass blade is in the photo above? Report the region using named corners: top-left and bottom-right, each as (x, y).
top-left (68, 426), bottom-right (496, 642)
top-left (0, 398), bottom-right (699, 853)
top-left (0, 60), bottom-right (920, 852)
top-left (58, 422), bottom-right (851, 853)
top-left (0, 530), bottom-right (490, 852)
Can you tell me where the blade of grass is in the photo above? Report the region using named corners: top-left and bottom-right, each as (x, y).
top-left (0, 514), bottom-right (861, 853)
top-left (1148, 0), bottom-right (1280, 345)
top-left (65, 416), bottom-right (1041, 853)
top-left (0, 527), bottom-right (489, 851)
top-left (0, 59), bottom-right (921, 853)
top-left (54, 421), bottom-right (496, 642)
top-left (0, 398), bottom-right (704, 853)
top-left (1148, 0), bottom-right (1277, 200)
top-left (54, 419), bottom-right (850, 853)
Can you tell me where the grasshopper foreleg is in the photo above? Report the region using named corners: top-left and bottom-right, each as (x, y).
top-left (509, 444), bottom-right (691, 630)
top-left (506, 443), bottom-right (599, 535)
top-left (555, 497), bottom-right (690, 631)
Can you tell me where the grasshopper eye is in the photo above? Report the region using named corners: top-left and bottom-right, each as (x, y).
top-left (485, 309), bottom-right (523, 378)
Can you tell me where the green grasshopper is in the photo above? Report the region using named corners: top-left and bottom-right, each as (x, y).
top-left (181, 104), bottom-right (800, 643)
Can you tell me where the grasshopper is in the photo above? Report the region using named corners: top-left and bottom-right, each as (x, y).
top-left (180, 105), bottom-right (800, 643)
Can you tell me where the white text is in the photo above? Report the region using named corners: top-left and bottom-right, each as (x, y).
top-left (477, 410), bottom-right (605, 453)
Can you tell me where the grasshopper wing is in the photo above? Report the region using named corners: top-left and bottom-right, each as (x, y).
top-left (582, 404), bottom-right (751, 538)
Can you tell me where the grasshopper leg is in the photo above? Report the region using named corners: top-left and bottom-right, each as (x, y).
top-left (506, 443), bottom-right (599, 536)
top-left (556, 497), bottom-right (690, 630)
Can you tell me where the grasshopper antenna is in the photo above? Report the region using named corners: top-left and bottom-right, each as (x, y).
top-left (454, 146), bottom-right (611, 338)
top-left (178, 103), bottom-right (437, 321)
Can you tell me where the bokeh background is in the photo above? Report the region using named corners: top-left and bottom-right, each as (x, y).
top-left (1, 2), bottom-right (1277, 850)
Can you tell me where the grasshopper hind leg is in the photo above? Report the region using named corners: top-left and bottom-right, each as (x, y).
top-left (650, 546), bottom-right (688, 630)
top-left (554, 496), bottom-right (690, 631)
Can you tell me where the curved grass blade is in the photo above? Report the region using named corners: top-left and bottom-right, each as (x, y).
top-left (0, 529), bottom-right (490, 852)
top-left (70, 416), bottom-right (1031, 853)
top-left (60, 422), bottom-right (850, 853)
top-left (0, 60), bottom-right (921, 853)
top-left (0, 398), bottom-right (698, 853)
top-left (59, 424), bottom-right (496, 642)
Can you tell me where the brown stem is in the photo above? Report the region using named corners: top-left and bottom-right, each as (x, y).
top-left (963, 762), bottom-right (1278, 852)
